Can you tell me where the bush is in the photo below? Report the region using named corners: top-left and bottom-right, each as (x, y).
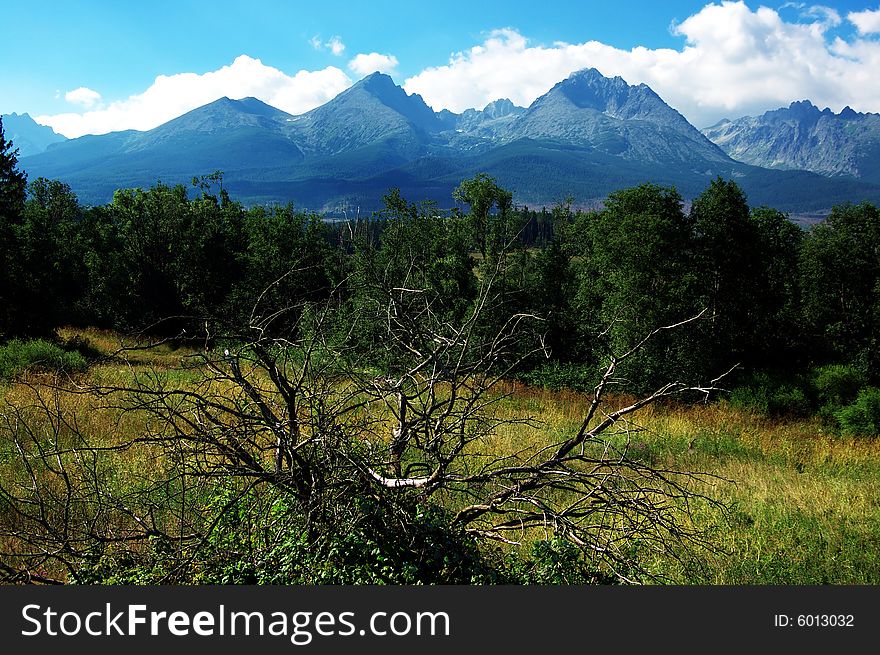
top-left (810, 364), bottom-right (866, 406)
top-left (81, 487), bottom-right (504, 585)
top-left (519, 361), bottom-right (598, 392)
top-left (728, 372), bottom-right (810, 418)
top-left (837, 387), bottom-right (880, 437)
top-left (0, 338), bottom-right (88, 380)
top-left (810, 363), bottom-right (866, 423)
top-left (504, 538), bottom-right (617, 584)
top-left (240, 498), bottom-right (501, 585)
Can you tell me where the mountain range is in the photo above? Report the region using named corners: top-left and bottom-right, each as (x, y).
top-left (9, 70), bottom-right (880, 213)
top-left (701, 101), bottom-right (880, 184)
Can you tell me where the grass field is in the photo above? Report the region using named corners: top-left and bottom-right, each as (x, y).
top-left (489, 383), bottom-right (880, 583)
top-left (2, 327), bottom-right (879, 584)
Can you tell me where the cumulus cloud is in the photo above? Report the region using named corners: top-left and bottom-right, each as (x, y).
top-left (36, 55), bottom-right (352, 138)
top-left (347, 52), bottom-right (399, 76)
top-left (849, 7), bottom-right (880, 34)
top-left (64, 86), bottom-right (102, 109)
top-left (404, 2), bottom-right (880, 128)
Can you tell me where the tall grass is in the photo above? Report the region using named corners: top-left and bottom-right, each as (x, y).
top-left (498, 387), bottom-right (880, 583)
top-left (2, 328), bottom-right (879, 583)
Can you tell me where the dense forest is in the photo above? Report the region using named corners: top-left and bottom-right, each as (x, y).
top-left (4, 116), bottom-right (880, 428)
top-left (2, 115), bottom-right (880, 584)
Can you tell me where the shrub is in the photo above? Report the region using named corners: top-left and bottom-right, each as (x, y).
top-left (810, 364), bottom-right (866, 406)
top-left (519, 361), bottom-right (598, 392)
top-left (505, 538), bottom-right (617, 584)
top-left (728, 372), bottom-right (810, 417)
top-left (81, 488), bottom-right (504, 585)
top-left (0, 338), bottom-right (88, 380)
top-left (837, 387), bottom-right (880, 437)
top-left (810, 363), bottom-right (867, 424)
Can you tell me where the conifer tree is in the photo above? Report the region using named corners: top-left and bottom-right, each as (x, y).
top-left (0, 117), bottom-right (28, 337)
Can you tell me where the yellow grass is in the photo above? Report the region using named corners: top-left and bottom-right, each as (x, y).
top-left (2, 328), bottom-right (879, 583)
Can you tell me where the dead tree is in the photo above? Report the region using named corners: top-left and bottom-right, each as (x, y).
top-left (0, 258), bottom-right (727, 584)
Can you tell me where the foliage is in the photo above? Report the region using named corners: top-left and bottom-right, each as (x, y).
top-left (78, 486), bottom-right (500, 585)
top-left (347, 188), bottom-right (477, 369)
top-left (452, 172), bottom-right (515, 261)
top-left (727, 372), bottom-right (811, 418)
top-left (575, 183), bottom-right (704, 391)
top-left (837, 387), bottom-right (880, 437)
top-left (748, 206), bottom-right (803, 368)
top-left (228, 202), bottom-right (335, 333)
top-left (506, 538), bottom-right (617, 585)
top-left (518, 361), bottom-right (599, 392)
top-left (799, 202), bottom-right (880, 375)
top-left (0, 338), bottom-right (87, 380)
top-left (810, 363), bottom-right (867, 424)
top-left (0, 117), bottom-right (29, 338)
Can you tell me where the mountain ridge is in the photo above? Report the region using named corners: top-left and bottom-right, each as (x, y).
top-left (1, 112), bottom-right (67, 157)
top-left (17, 70), bottom-right (880, 212)
top-left (702, 100), bottom-right (880, 182)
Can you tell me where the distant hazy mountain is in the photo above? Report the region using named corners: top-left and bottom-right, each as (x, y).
top-left (702, 101), bottom-right (880, 183)
top-left (1, 112), bottom-right (66, 156)
top-left (439, 98), bottom-right (526, 140)
top-left (18, 71), bottom-right (880, 212)
top-left (20, 97), bottom-right (305, 200)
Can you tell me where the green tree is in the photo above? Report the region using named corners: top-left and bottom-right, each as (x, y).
top-left (0, 117), bottom-right (28, 338)
top-left (11, 178), bottom-right (87, 336)
top-left (453, 173), bottom-right (515, 261)
top-left (92, 182), bottom-right (245, 335)
top-left (453, 175), bottom-right (539, 366)
top-left (109, 184), bottom-right (191, 331)
top-left (690, 177), bottom-right (760, 371)
top-left (800, 202), bottom-right (880, 374)
top-left (530, 201), bottom-right (578, 362)
top-left (230, 203), bottom-right (334, 334)
top-left (577, 183), bottom-right (701, 390)
top-left (348, 188), bottom-right (477, 369)
top-left (179, 178), bottom-right (246, 324)
top-left (749, 206), bottom-right (803, 369)
top-left (77, 203), bottom-right (130, 328)
top-left (0, 118), bottom-right (26, 218)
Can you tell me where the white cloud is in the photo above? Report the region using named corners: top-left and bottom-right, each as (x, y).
top-left (404, 2), bottom-right (880, 128)
top-left (327, 36), bottom-right (346, 56)
top-left (64, 87), bottom-right (102, 109)
top-left (803, 5), bottom-right (841, 28)
top-left (31, 2), bottom-right (880, 140)
top-left (36, 55), bottom-right (352, 138)
top-left (310, 35), bottom-right (346, 55)
top-left (849, 7), bottom-right (880, 35)
top-left (348, 52), bottom-right (399, 77)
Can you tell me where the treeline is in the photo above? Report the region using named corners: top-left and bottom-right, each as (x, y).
top-left (2, 119), bottom-right (880, 430)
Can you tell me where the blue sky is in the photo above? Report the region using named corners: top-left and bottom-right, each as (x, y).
top-left (4, 1), bottom-right (880, 136)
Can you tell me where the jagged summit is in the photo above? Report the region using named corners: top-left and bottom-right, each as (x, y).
top-left (505, 66), bottom-right (728, 163)
top-left (482, 98), bottom-right (521, 119)
top-left (1, 111), bottom-right (67, 156)
top-left (702, 99), bottom-right (880, 181)
top-left (283, 72), bottom-right (443, 157)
